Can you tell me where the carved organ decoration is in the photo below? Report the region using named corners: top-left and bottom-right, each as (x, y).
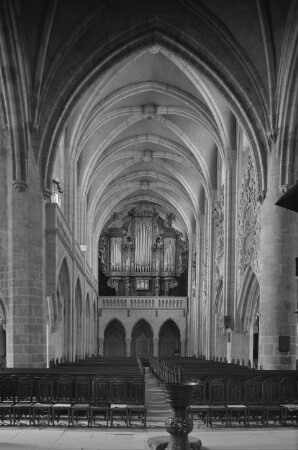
top-left (98, 204), bottom-right (188, 296)
top-left (237, 155), bottom-right (261, 284)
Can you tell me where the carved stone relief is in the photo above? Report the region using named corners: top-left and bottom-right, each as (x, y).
top-left (202, 239), bottom-right (208, 308)
top-left (237, 155), bottom-right (261, 283)
top-left (213, 185), bottom-right (224, 283)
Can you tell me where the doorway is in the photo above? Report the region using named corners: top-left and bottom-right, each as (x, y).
top-left (104, 319), bottom-right (126, 356)
top-left (159, 320), bottom-right (180, 358)
top-left (131, 319), bottom-right (153, 357)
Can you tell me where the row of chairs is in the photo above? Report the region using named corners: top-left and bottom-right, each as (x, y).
top-left (0, 374), bottom-right (146, 427)
top-left (188, 377), bottom-right (298, 427)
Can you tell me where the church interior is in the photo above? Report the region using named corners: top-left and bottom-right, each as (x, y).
top-left (0, 0), bottom-right (297, 446)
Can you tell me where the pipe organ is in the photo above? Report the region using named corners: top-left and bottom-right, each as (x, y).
top-left (98, 204), bottom-right (188, 296)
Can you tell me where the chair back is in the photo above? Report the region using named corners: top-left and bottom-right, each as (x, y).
top-left (127, 378), bottom-right (144, 404)
top-left (208, 379), bottom-right (225, 404)
top-left (36, 377), bottom-right (54, 403)
top-left (91, 377), bottom-right (109, 405)
top-left (225, 379), bottom-right (244, 404)
top-left (262, 378), bottom-right (281, 404)
top-left (280, 377), bottom-right (297, 403)
top-left (74, 377), bottom-right (90, 403)
top-left (17, 376), bottom-right (36, 402)
top-left (55, 375), bottom-right (73, 403)
top-left (244, 378), bottom-right (262, 405)
top-left (191, 380), bottom-right (206, 404)
top-left (109, 377), bottom-right (127, 403)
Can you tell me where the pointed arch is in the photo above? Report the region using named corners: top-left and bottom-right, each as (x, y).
top-left (104, 319), bottom-right (126, 357)
top-left (131, 319), bottom-right (153, 357)
top-left (237, 266), bottom-right (260, 334)
top-left (57, 258), bottom-right (71, 360)
top-left (159, 319), bottom-right (181, 358)
top-left (0, 297), bottom-right (6, 360)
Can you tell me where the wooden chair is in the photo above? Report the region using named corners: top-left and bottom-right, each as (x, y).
top-left (0, 375), bottom-right (17, 425)
top-left (207, 379), bottom-right (228, 427)
top-left (225, 379), bottom-right (247, 427)
top-left (280, 377), bottom-right (298, 425)
top-left (71, 377), bottom-right (91, 426)
top-left (126, 403), bottom-right (147, 428)
top-left (126, 378), bottom-right (147, 427)
top-left (52, 375), bottom-right (73, 426)
top-left (188, 380), bottom-right (209, 425)
top-left (109, 378), bottom-right (128, 426)
top-left (89, 377), bottom-right (110, 427)
top-left (127, 378), bottom-right (144, 404)
top-left (32, 376), bottom-right (55, 426)
top-left (262, 378), bottom-right (282, 426)
top-left (244, 378), bottom-right (265, 426)
top-left (12, 375), bottom-right (36, 425)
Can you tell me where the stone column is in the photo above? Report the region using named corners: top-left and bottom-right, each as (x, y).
top-left (4, 145), bottom-right (47, 368)
top-left (258, 153), bottom-right (298, 369)
top-left (98, 337), bottom-right (104, 356)
top-left (180, 339), bottom-right (185, 357)
top-left (125, 338), bottom-right (131, 357)
top-left (153, 337), bottom-right (158, 357)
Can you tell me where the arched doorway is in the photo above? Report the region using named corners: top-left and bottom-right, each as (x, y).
top-left (159, 320), bottom-right (181, 358)
top-left (0, 300), bottom-right (6, 367)
top-left (58, 258), bottom-right (71, 361)
top-left (104, 320), bottom-right (126, 356)
top-left (131, 320), bottom-right (153, 357)
top-left (253, 315), bottom-right (259, 369)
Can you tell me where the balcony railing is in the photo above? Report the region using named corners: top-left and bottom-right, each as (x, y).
top-left (99, 296), bottom-right (188, 310)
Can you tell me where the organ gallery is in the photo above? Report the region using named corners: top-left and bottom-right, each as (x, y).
top-left (98, 204), bottom-right (188, 297)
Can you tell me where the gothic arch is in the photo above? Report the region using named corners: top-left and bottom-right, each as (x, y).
top-left (131, 319), bottom-right (153, 357)
top-left (158, 319), bottom-right (181, 358)
top-left (57, 258), bottom-right (71, 360)
top-left (237, 266), bottom-right (260, 334)
top-left (104, 319), bottom-right (126, 357)
top-left (0, 297), bottom-right (6, 360)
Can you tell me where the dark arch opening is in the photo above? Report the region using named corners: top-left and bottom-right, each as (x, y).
top-left (104, 319), bottom-right (126, 357)
top-left (159, 319), bottom-right (180, 358)
top-left (131, 319), bottom-right (153, 357)
top-left (58, 258), bottom-right (71, 361)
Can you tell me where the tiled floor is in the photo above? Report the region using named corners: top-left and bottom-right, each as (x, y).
top-left (0, 427), bottom-right (297, 450)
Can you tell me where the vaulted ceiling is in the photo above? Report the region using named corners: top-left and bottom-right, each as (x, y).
top-left (68, 44), bottom-right (234, 243)
top-left (1, 0), bottom-right (296, 269)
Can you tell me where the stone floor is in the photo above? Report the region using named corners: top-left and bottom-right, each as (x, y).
top-left (0, 426), bottom-right (297, 450)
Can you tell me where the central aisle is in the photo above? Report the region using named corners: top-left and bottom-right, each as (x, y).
top-left (144, 368), bottom-right (173, 427)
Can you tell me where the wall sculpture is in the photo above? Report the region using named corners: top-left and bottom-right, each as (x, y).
top-left (237, 155), bottom-right (261, 284)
